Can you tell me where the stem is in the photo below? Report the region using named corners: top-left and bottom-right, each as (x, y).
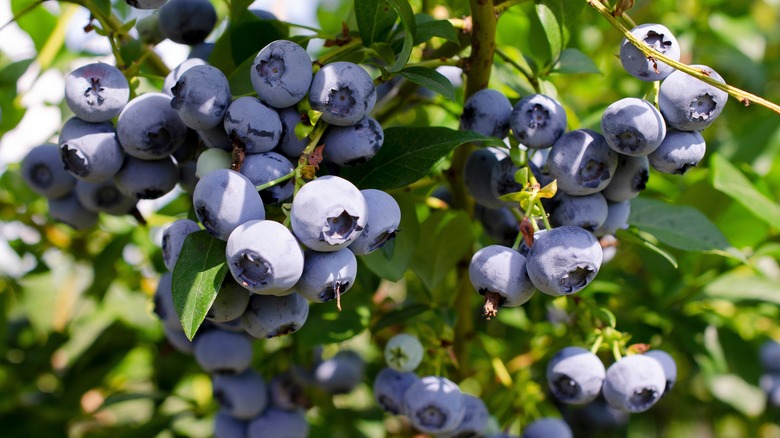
top-left (494, 0), bottom-right (532, 16)
top-left (612, 340), bottom-right (623, 362)
top-left (494, 47), bottom-right (540, 93)
top-left (587, 0), bottom-right (780, 115)
top-left (405, 58), bottom-right (462, 69)
top-left (294, 121), bottom-right (329, 193)
top-left (314, 39), bottom-right (362, 66)
top-left (590, 335), bottom-right (604, 354)
top-left (256, 171), bottom-right (295, 191)
top-left (536, 199), bottom-right (553, 230)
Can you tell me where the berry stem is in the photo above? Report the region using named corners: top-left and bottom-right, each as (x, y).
top-left (255, 171), bottom-right (295, 191)
top-left (587, 0), bottom-right (780, 114)
top-left (494, 0), bottom-right (532, 16)
top-left (612, 339), bottom-right (623, 362)
top-left (590, 334), bottom-right (604, 354)
top-left (294, 121), bottom-right (329, 193)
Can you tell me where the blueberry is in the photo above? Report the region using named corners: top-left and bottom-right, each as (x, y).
top-left (226, 219), bottom-right (304, 295)
top-left (439, 394), bottom-right (489, 438)
top-left (249, 9), bottom-right (277, 20)
top-left (550, 192), bottom-right (609, 232)
top-left (241, 293), bottom-right (309, 338)
top-left (475, 205), bottom-right (519, 247)
top-left (601, 98), bottom-right (666, 156)
top-left (74, 179), bottom-right (137, 215)
top-left (136, 13), bottom-right (166, 45)
top-left (239, 151), bottom-right (295, 204)
top-left (620, 23), bottom-right (680, 82)
top-left (212, 370), bottom-right (268, 420)
top-left (489, 156), bottom-right (524, 207)
top-left (509, 94), bottom-right (567, 149)
top-left (171, 65), bottom-right (232, 130)
top-left (48, 191), bottom-right (99, 230)
top-left (384, 333), bottom-right (424, 373)
top-left (163, 58), bottom-right (207, 97)
top-left (373, 367), bottom-right (419, 415)
top-left (546, 346), bottom-right (606, 405)
top-left (593, 200), bottom-right (630, 238)
top-left (251, 40), bottom-right (313, 109)
top-left (464, 147), bottom-right (508, 209)
top-left (648, 128), bottom-right (706, 175)
top-left (163, 324), bottom-right (194, 354)
top-left (290, 176), bottom-right (368, 252)
top-left (125, 0), bottom-right (166, 9)
top-left (193, 169), bottom-right (266, 241)
top-left (193, 329), bottom-right (253, 375)
top-left (179, 161), bottom-right (198, 192)
top-left (349, 189), bottom-right (400, 255)
top-left (323, 116), bottom-right (384, 166)
top-left (760, 374), bottom-right (780, 407)
top-left (113, 155), bottom-right (179, 200)
top-left (760, 340), bottom-right (780, 373)
top-left (659, 65), bottom-right (728, 131)
top-left (213, 409), bottom-right (247, 438)
top-left (460, 89), bottom-right (512, 138)
top-left (212, 317), bottom-right (245, 333)
top-left (207, 278), bottom-right (251, 322)
top-left (547, 129), bottom-right (618, 195)
top-left (64, 63), bottom-right (129, 123)
top-left (276, 107), bottom-right (308, 158)
top-left (60, 131), bottom-right (124, 183)
top-left (21, 144), bottom-right (77, 198)
top-left (153, 272), bottom-right (182, 331)
top-left (521, 417), bottom-right (572, 438)
top-left (309, 62), bottom-right (377, 126)
top-left (198, 125), bottom-right (234, 150)
top-left (196, 148), bottom-right (232, 178)
top-left (295, 249), bottom-right (357, 303)
top-left (188, 42), bottom-right (214, 61)
top-left (403, 376), bottom-right (466, 434)
top-left (526, 226), bottom-right (603, 296)
top-left (58, 116), bottom-right (114, 146)
top-left (313, 350), bottom-right (365, 394)
top-left (469, 245), bottom-right (536, 315)
top-left (162, 219), bottom-right (201, 271)
top-left (158, 0), bottom-right (216, 45)
top-left (117, 93), bottom-right (188, 159)
top-left (602, 154), bottom-right (649, 202)
top-left (644, 350), bottom-right (677, 394)
top-left (247, 408), bottom-right (309, 438)
top-left (224, 97), bottom-right (283, 153)
top-left (268, 370), bottom-right (308, 411)
top-left (602, 354), bottom-right (666, 412)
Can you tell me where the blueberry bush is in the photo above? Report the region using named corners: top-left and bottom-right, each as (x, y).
top-left (1, 0), bottom-right (780, 436)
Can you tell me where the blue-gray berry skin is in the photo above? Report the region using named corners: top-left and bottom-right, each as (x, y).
top-left (163, 58), bottom-right (207, 96)
top-left (226, 220), bottom-right (304, 296)
top-left (490, 156), bottom-right (524, 207)
top-left (469, 245), bottom-right (536, 308)
top-left (760, 340), bottom-right (780, 373)
top-left (162, 219), bottom-right (201, 271)
top-left (521, 418), bottom-right (573, 438)
top-left (207, 278), bottom-right (250, 322)
top-left (323, 116), bottom-right (384, 166)
top-left (58, 117), bottom-right (114, 146)
top-left (648, 128), bottom-right (706, 175)
top-left (602, 154), bottom-right (649, 202)
top-left (594, 201), bottom-right (630, 237)
top-left (153, 272), bottom-right (183, 331)
top-left (277, 107), bottom-right (307, 158)
top-left (48, 192), bottom-right (99, 230)
top-left (199, 125), bottom-right (233, 151)
top-left (212, 370), bottom-right (268, 420)
top-left (171, 65), bottom-right (231, 130)
top-left (163, 324), bottom-right (194, 354)
top-left (527, 226), bottom-right (603, 296)
top-left (465, 147), bottom-right (508, 209)
top-left (179, 160), bottom-right (199, 192)
top-left (620, 23), bottom-right (680, 82)
top-left (403, 376), bottom-right (466, 434)
top-left (290, 176), bottom-right (368, 252)
top-left (158, 0), bottom-right (216, 45)
top-left (188, 42), bottom-right (213, 61)
top-left (644, 350), bottom-right (677, 394)
top-left (224, 97), bottom-right (282, 153)
top-left (547, 129), bottom-right (618, 195)
top-left (125, 0), bottom-right (166, 9)
top-left (603, 354), bottom-right (666, 413)
top-left (314, 350), bottom-right (365, 394)
top-left (239, 152), bottom-right (295, 204)
top-left (460, 89), bottom-right (512, 138)
top-left (510, 94), bottom-right (567, 149)
top-left (241, 293), bottom-right (309, 339)
top-left (214, 410), bottom-right (247, 438)
top-left (761, 374), bottom-right (780, 407)
top-left (193, 169), bottom-right (266, 241)
top-left (64, 63), bottom-right (129, 123)
top-left (601, 98), bottom-right (666, 156)
top-left (475, 206), bottom-right (519, 247)
top-left (136, 13), bottom-right (166, 44)
top-left (439, 394), bottom-right (489, 438)
top-left (117, 92), bottom-right (188, 159)
top-left (60, 131), bottom-right (124, 183)
top-left (349, 189), bottom-right (400, 255)
top-left (546, 346), bottom-right (606, 405)
top-left (250, 8), bottom-right (277, 20)
top-left (193, 329), bottom-right (253, 374)
top-left (550, 192), bottom-right (609, 233)
top-left (113, 155), bottom-right (179, 200)
top-left (21, 144), bottom-right (77, 198)
top-left (247, 408), bottom-right (309, 438)
top-left (295, 249), bottom-right (357, 303)
top-left (251, 40), bottom-right (313, 109)
top-left (75, 179), bottom-right (137, 216)
top-left (309, 62), bottom-right (377, 126)
top-left (374, 367), bottom-right (419, 415)
top-left (659, 65), bottom-right (728, 131)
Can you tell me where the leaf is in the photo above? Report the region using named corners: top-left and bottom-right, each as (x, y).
top-left (703, 271), bottom-right (780, 305)
top-left (551, 48), bottom-right (601, 74)
top-left (360, 194), bottom-right (419, 281)
top-left (355, 0), bottom-right (398, 46)
top-left (341, 127), bottom-right (504, 190)
top-left (372, 303), bottom-right (432, 332)
top-left (410, 210), bottom-right (474, 291)
top-left (386, 0), bottom-right (416, 72)
top-left (711, 153), bottom-right (780, 230)
top-left (11, 0), bottom-right (56, 53)
top-left (295, 303), bottom-right (372, 348)
top-left (227, 55), bottom-right (257, 96)
top-left (231, 0), bottom-right (255, 19)
top-left (535, 0), bottom-right (564, 65)
top-left (708, 374), bottom-right (766, 417)
top-left (616, 228), bottom-right (678, 268)
top-left (210, 12), bottom-right (290, 76)
top-left (172, 231), bottom-right (229, 340)
top-left (413, 15), bottom-right (459, 45)
top-left (398, 66), bottom-right (455, 100)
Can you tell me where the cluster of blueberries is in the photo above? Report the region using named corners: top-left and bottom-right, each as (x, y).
top-left (463, 22), bottom-right (728, 316)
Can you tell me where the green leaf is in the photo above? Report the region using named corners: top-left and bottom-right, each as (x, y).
top-left (616, 228), bottom-right (678, 268)
top-left (711, 153), bottom-right (780, 229)
top-left (172, 231), bottom-right (229, 340)
top-left (341, 127), bottom-right (504, 190)
top-left (413, 15), bottom-right (459, 45)
top-left (535, 0), bottom-right (564, 65)
top-left (360, 194), bottom-right (419, 281)
top-left (373, 303), bottom-right (432, 332)
top-left (11, 0), bottom-right (56, 52)
top-left (708, 374), bottom-right (766, 417)
top-left (551, 48), bottom-right (600, 74)
top-left (703, 271), bottom-right (780, 304)
top-left (355, 0), bottom-right (398, 46)
top-left (231, 0), bottom-right (255, 18)
top-left (227, 55), bottom-right (257, 96)
top-left (398, 66), bottom-right (455, 100)
top-left (295, 303), bottom-right (372, 347)
top-left (410, 210), bottom-right (474, 291)
top-left (387, 0), bottom-right (416, 72)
